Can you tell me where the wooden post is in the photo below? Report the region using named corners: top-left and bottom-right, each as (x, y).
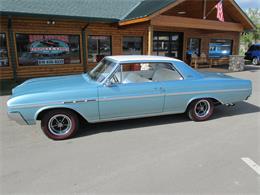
top-left (7, 16), bottom-right (17, 81)
top-left (81, 23), bottom-right (89, 73)
top-left (148, 25), bottom-right (153, 55)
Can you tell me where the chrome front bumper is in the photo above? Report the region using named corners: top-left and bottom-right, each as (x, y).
top-left (8, 112), bottom-right (28, 125)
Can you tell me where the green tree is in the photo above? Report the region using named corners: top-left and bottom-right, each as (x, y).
top-left (240, 8), bottom-right (260, 54)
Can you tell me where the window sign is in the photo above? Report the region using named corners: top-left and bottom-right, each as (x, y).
top-left (209, 39), bottom-right (232, 58)
top-left (0, 33), bottom-right (9, 67)
top-left (123, 36), bottom-right (143, 55)
top-left (16, 34), bottom-right (81, 66)
top-left (88, 36), bottom-right (111, 63)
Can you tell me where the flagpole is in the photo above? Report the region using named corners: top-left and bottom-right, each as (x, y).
top-left (205, 0), bottom-right (223, 19)
top-left (203, 0), bottom-right (207, 19)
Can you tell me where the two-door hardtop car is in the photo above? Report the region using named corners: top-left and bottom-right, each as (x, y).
top-left (7, 55), bottom-right (252, 140)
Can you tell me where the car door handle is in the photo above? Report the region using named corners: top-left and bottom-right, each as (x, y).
top-left (154, 87), bottom-right (165, 92)
top-left (160, 87), bottom-right (166, 92)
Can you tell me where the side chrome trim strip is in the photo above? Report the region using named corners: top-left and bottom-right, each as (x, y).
top-left (10, 88), bottom-right (249, 109)
top-left (165, 88), bottom-right (250, 97)
top-left (98, 88), bottom-right (250, 102)
top-left (99, 93), bottom-right (164, 102)
top-left (10, 98), bottom-right (97, 109)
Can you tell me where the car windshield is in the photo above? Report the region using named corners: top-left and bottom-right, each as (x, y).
top-left (88, 58), bottom-right (116, 82)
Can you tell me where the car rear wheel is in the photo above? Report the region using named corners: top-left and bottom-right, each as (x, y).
top-left (252, 57), bottom-right (259, 65)
top-left (41, 109), bottom-right (79, 140)
top-left (187, 99), bottom-right (214, 121)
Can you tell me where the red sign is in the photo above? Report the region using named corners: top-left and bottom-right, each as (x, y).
top-left (29, 35), bottom-right (69, 43)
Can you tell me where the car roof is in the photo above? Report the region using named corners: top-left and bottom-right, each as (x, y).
top-left (252, 43), bottom-right (260, 46)
top-left (106, 55), bottom-right (181, 63)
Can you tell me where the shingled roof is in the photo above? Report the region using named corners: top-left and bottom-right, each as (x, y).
top-left (0, 0), bottom-right (176, 22)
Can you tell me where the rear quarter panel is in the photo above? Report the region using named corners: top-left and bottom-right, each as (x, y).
top-left (163, 77), bottom-right (252, 114)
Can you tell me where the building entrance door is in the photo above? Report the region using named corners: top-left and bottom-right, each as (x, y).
top-left (153, 31), bottom-right (183, 60)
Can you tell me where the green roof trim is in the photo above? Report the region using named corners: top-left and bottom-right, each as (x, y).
top-left (0, 11), bottom-right (119, 23)
top-left (123, 0), bottom-right (176, 21)
top-left (0, 0), bottom-right (177, 22)
top-left (0, 0), bottom-right (255, 30)
top-left (0, 0), bottom-right (142, 22)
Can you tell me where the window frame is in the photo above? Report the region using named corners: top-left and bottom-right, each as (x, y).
top-left (153, 31), bottom-right (183, 59)
top-left (14, 32), bottom-right (83, 67)
top-left (0, 32), bottom-right (11, 68)
top-left (122, 36), bottom-right (143, 55)
top-left (87, 35), bottom-right (112, 63)
top-left (107, 61), bottom-right (184, 85)
top-left (208, 38), bottom-right (233, 59)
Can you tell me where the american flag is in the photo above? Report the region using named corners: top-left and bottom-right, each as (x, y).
top-left (215, 0), bottom-right (224, 22)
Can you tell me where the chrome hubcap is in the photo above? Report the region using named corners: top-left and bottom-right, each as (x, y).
top-left (194, 100), bottom-right (210, 118)
top-left (48, 114), bottom-right (72, 136)
top-left (253, 58), bottom-right (258, 65)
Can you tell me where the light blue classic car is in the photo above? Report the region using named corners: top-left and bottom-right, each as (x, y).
top-left (7, 55), bottom-right (252, 140)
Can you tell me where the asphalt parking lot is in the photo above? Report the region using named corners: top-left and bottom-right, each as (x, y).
top-left (0, 65), bottom-right (259, 194)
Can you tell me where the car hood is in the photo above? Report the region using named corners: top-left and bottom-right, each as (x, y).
top-left (12, 74), bottom-right (98, 97)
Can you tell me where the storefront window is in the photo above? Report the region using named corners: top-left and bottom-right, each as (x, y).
top-left (123, 36), bottom-right (143, 55)
top-left (153, 32), bottom-right (183, 59)
top-left (209, 39), bottom-right (233, 58)
top-left (16, 34), bottom-right (81, 66)
top-left (88, 36), bottom-right (111, 63)
top-left (0, 33), bottom-right (9, 67)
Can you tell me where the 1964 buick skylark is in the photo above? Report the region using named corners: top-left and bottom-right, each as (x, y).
top-left (7, 55), bottom-right (252, 140)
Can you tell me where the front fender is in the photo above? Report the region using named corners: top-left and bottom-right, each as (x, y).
top-left (34, 101), bottom-right (99, 123)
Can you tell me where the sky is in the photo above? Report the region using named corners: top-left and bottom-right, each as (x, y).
top-left (235, 0), bottom-right (260, 9)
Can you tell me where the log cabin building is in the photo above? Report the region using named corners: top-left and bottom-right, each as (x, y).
top-left (0, 0), bottom-right (255, 81)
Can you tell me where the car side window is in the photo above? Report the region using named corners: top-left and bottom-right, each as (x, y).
top-left (109, 62), bottom-right (183, 84)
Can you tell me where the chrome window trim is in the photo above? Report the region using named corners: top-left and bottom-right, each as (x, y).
top-left (168, 62), bottom-right (185, 80)
top-left (101, 61), bottom-right (120, 85)
top-left (102, 61), bottom-right (184, 86)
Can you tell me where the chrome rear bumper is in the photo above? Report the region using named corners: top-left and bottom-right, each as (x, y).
top-left (8, 112), bottom-right (28, 125)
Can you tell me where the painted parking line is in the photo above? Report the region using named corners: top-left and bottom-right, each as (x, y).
top-left (241, 157), bottom-right (260, 175)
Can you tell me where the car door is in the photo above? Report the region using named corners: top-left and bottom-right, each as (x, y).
top-left (98, 63), bottom-right (165, 120)
top-left (154, 63), bottom-right (192, 114)
top-left (161, 79), bottom-right (192, 114)
top-left (98, 82), bottom-right (164, 120)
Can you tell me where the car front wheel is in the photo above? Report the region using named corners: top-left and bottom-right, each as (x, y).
top-left (187, 99), bottom-right (214, 121)
top-left (41, 109), bottom-right (79, 140)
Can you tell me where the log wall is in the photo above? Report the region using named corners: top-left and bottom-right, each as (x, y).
top-left (0, 16), bottom-right (240, 80)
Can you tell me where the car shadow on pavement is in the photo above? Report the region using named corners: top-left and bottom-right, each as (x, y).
top-left (75, 101), bottom-right (260, 138)
top-left (212, 102), bottom-right (260, 119)
top-left (76, 113), bottom-right (188, 138)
